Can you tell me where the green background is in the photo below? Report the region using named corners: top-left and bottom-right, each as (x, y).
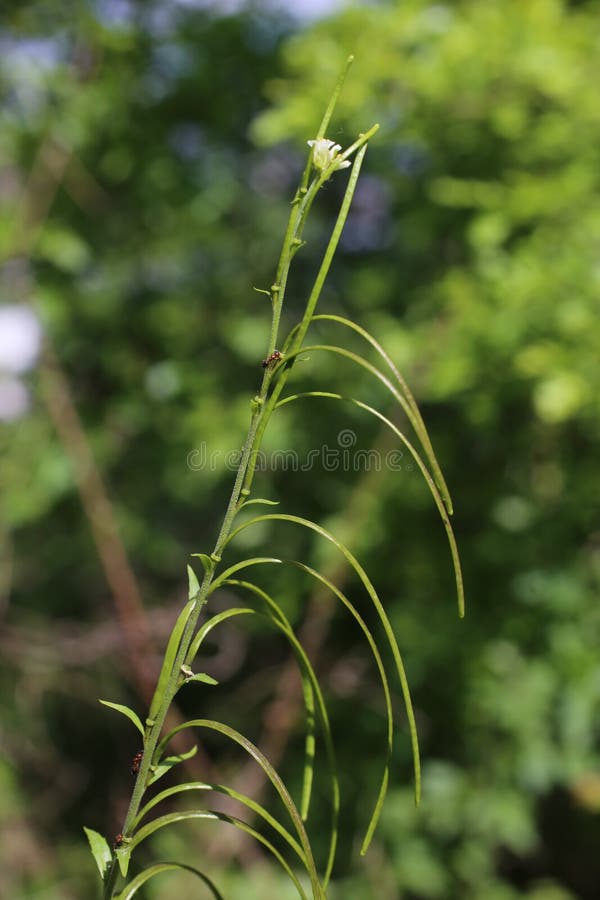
top-left (1, 0), bottom-right (600, 897)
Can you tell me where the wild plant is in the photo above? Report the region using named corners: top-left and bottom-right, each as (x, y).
top-left (84, 58), bottom-right (464, 900)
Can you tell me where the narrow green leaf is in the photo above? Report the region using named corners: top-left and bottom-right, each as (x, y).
top-left (276, 339), bottom-right (452, 513)
top-left (312, 313), bottom-right (454, 515)
top-left (315, 55), bottom-right (354, 141)
top-left (148, 597), bottom-right (197, 722)
top-left (186, 607), bottom-right (256, 668)
top-left (185, 599), bottom-right (319, 827)
top-left (185, 596), bottom-right (325, 857)
top-left (155, 721), bottom-right (322, 898)
top-left (182, 561), bottom-right (285, 666)
top-left (115, 862), bottom-right (224, 900)
top-left (212, 559), bottom-right (393, 867)
top-left (214, 588), bottom-right (317, 820)
top-left (282, 565), bottom-right (391, 860)
top-left (185, 672), bottom-right (219, 685)
top-left (240, 498), bottom-right (280, 508)
top-left (191, 553), bottom-right (214, 576)
top-left (133, 781), bottom-right (304, 862)
top-left (99, 701), bottom-right (145, 740)
top-left (187, 564), bottom-right (200, 600)
top-left (292, 55), bottom-right (355, 197)
top-left (116, 845), bottom-right (131, 878)
top-left (147, 745), bottom-right (198, 787)
top-left (128, 811), bottom-right (310, 900)
top-left (288, 147), bottom-right (369, 357)
top-left (284, 341), bottom-right (415, 412)
top-left (336, 124), bottom-right (380, 169)
top-left (83, 826), bottom-right (112, 880)
top-left (222, 578), bottom-right (340, 886)
top-left (222, 515), bottom-right (422, 808)
top-left (276, 391), bottom-right (465, 620)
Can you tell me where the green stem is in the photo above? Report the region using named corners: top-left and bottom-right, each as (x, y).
top-left (290, 142), bottom-right (370, 353)
top-left (101, 163), bottom-right (315, 900)
top-left (101, 74), bottom-right (375, 900)
top-left (242, 141), bottom-right (370, 500)
top-left (102, 388), bottom-right (273, 900)
top-left (267, 177), bottom-right (320, 359)
top-left (313, 56), bottom-right (354, 162)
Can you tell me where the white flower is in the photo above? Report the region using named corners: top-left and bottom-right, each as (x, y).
top-left (307, 138), bottom-right (351, 173)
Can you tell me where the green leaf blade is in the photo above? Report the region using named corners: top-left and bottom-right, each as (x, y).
top-left (98, 701), bottom-right (145, 740)
top-left (191, 553), bottom-right (215, 576)
top-left (222, 514), bottom-right (422, 809)
top-left (223, 577), bottom-right (340, 886)
top-left (83, 826), bottom-right (112, 880)
top-left (187, 564), bottom-right (201, 600)
top-left (133, 781), bottom-right (305, 861)
top-left (128, 811), bottom-right (310, 900)
top-left (186, 672), bottom-right (219, 685)
top-left (186, 607), bottom-right (256, 668)
top-left (218, 561), bottom-right (393, 870)
top-left (312, 313), bottom-right (454, 515)
top-left (275, 391), bottom-right (465, 620)
top-left (148, 597), bottom-right (197, 722)
top-left (116, 845), bottom-right (131, 878)
top-left (115, 862), bottom-right (224, 900)
top-left (147, 744), bottom-right (199, 787)
top-left (155, 720), bottom-right (322, 897)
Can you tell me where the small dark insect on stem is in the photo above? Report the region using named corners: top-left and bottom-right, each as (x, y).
top-left (130, 750), bottom-right (143, 776)
top-left (262, 349), bottom-right (283, 369)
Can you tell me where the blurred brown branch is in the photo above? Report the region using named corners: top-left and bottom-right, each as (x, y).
top-left (38, 342), bottom-right (157, 700)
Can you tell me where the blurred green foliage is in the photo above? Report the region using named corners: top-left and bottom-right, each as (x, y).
top-left (1, 0), bottom-right (600, 897)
